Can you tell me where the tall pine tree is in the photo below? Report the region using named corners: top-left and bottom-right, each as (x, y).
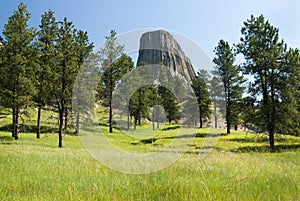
top-left (35, 10), bottom-right (58, 139)
top-left (213, 39), bottom-right (244, 133)
top-left (277, 47), bottom-right (300, 136)
top-left (237, 15), bottom-right (292, 152)
top-left (73, 30), bottom-right (94, 134)
top-left (0, 2), bottom-right (36, 139)
top-left (54, 17), bottom-right (77, 147)
top-left (98, 30), bottom-right (133, 133)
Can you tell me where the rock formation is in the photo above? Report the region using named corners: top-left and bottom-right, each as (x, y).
top-left (137, 30), bottom-right (196, 82)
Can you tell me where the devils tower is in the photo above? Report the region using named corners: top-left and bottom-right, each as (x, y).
top-left (137, 30), bottom-right (196, 82)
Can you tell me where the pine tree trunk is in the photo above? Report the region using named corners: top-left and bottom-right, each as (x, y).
top-left (227, 122), bottom-right (231, 134)
top-left (134, 118), bottom-right (137, 130)
top-left (64, 108), bottom-right (68, 131)
top-left (152, 109), bottom-right (155, 130)
top-left (14, 106), bottom-right (19, 140)
top-left (37, 107), bottom-right (41, 139)
top-left (109, 90), bottom-right (113, 133)
top-left (75, 110), bottom-right (79, 134)
top-left (214, 102), bottom-right (218, 128)
top-left (226, 101), bottom-right (231, 134)
top-left (127, 113), bottom-right (130, 130)
top-left (199, 109), bottom-right (203, 128)
top-left (269, 85), bottom-right (276, 153)
top-left (12, 107), bottom-right (15, 138)
top-left (58, 109), bottom-right (63, 148)
top-left (269, 131), bottom-right (275, 153)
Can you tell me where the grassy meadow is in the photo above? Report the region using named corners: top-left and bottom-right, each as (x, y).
top-left (0, 108), bottom-right (299, 200)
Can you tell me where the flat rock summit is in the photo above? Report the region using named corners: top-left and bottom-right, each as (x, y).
top-left (137, 30), bottom-right (196, 82)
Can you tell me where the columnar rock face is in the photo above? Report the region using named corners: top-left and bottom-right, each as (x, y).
top-left (137, 30), bottom-right (196, 82)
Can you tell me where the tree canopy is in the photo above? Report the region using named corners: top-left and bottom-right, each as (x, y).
top-left (237, 15), bottom-right (300, 152)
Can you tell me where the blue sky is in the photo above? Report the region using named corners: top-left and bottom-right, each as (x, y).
top-left (1, 0), bottom-right (300, 60)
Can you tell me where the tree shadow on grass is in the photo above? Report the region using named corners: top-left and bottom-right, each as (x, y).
top-left (0, 124), bottom-right (57, 134)
top-left (226, 137), bottom-right (269, 143)
top-left (227, 134), bottom-right (295, 143)
top-left (161, 132), bottom-right (222, 139)
top-left (233, 144), bottom-right (300, 153)
top-left (0, 135), bottom-right (15, 145)
top-left (0, 124), bottom-right (13, 132)
top-left (99, 122), bottom-right (109, 127)
top-left (140, 138), bottom-right (158, 144)
top-left (140, 132), bottom-right (222, 144)
top-left (0, 136), bottom-right (13, 141)
top-left (161, 125), bottom-right (180, 131)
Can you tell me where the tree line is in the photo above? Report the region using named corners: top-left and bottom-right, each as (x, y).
top-left (0, 3), bottom-right (93, 147)
top-left (212, 15), bottom-right (300, 152)
top-left (100, 14), bottom-right (300, 156)
top-left (107, 15), bottom-right (300, 153)
top-left (191, 15), bottom-right (300, 152)
top-left (0, 3), bottom-right (185, 147)
top-left (0, 3), bottom-right (299, 152)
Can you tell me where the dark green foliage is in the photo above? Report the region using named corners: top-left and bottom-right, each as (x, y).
top-left (158, 86), bottom-right (181, 124)
top-left (213, 39), bottom-right (245, 133)
top-left (54, 18), bottom-right (80, 147)
top-left (127, 63), bottom-right (155, 128)
top-left (0, 3), bottom-right (94, 147)
top-left (128, 64), bottom-right (182, 129)
top-left (0, 2), bottom-right (36, 139)
top-left (237, 15), bottom-right (300, 151)
top-left (98, 31), bottom-right (134, 132)
top-left (129, 85), bottom-right (154, 129)
top-left (276, 48), bottom-right (300, 136)
top-left (35, 10), bottom-right (58, 139)
top-left (191, 72), bottom-right (211, 128)
top-left (129, 84), bottom-right (180, 128)
top-left (155, 64), bottom-right (181, 124)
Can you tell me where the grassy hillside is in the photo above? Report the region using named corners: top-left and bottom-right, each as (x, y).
top-left (0, 108), bottom-right (299, 200)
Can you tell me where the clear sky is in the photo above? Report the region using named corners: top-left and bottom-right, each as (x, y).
top-left (1, 0), bottom-right (300, 60)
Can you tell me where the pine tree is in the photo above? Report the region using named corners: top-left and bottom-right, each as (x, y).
top-left (277, 47), bottom-right (300, 136)
top-left (127, 62), bottom-right (149, 129)
top-left (129, 85), bottom-right (151, 129)
top-left (213, 39), bottom-right (245, 133)
top-left (73, 52), bottom-right (99, 133)
top-left (35, 10), bottom-right (58, 139)
top-left (191, 72), bottom-right (211, 128)
top-left (156, 64), bottom-right (181, 124)
top-left (148, 85), bottom-right (161, 130)
top-left (209, 76), bottom-right (224, 128)
top-left (73, 30), bottom-right (94, 134)
top-left (158, 87), bottom-right (180, 124)
top-left (0, 2), bottom-right (36, 139)
top-left (98, 30), bottom-right (133, 133)
top-left (54, 17), bottom-right (78, 147)
top-left (237, 15), bottom-right (291, 152)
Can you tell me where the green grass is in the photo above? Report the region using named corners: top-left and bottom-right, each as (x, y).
top-left (0, 130), bottom-right (299, 200)
top-left (0, 108), bottom-right (299, 200)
